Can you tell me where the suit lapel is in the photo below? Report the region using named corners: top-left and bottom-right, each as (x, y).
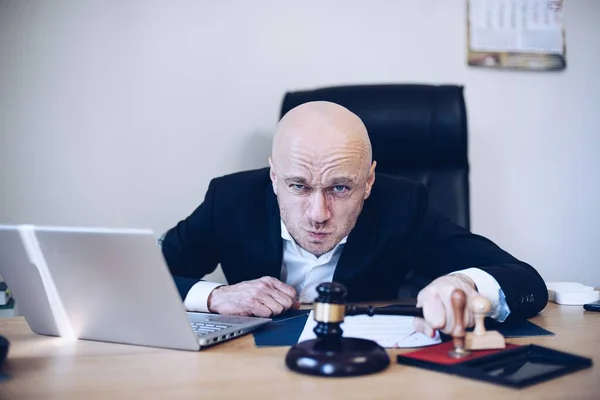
top-left (333, 199), bottom-right (377, 283)
top-left (261, 183), bottom-right (284, 279)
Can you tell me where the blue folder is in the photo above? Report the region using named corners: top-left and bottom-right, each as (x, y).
top-left (253, 309), bottom-right (311, 347)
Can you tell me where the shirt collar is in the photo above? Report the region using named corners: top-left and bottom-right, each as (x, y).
top-left (280, 220), bottom-right (348, 245)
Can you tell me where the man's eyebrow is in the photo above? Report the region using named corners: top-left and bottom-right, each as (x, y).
top-left (283, 176), bottom-right (356, 186)
top-left (284, 177), bottom-right (309, 185)
top-left (326, 177), bottom-right (355, 186)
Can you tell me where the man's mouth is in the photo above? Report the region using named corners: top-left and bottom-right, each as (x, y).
top-left (307, 231), bottom-right (331, 240)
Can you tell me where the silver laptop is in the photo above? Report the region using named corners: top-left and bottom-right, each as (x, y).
top-left (0, 224), bottom-right (271, 351)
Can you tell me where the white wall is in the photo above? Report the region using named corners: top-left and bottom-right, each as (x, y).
top-left (1, 0), bottom-right (598, 286)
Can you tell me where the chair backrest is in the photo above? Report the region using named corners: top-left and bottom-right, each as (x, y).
top-left (280, 84), bottom-right (470, 230)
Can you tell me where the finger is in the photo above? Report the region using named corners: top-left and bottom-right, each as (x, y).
top-left (263, 276), bottom-right (297, 299)
top-left (422, 294), bottom-right (446, 330)
top-left (465, 305), bottom-right (475, 328)
top-left (413, 317), bottom-right (426, 333)
top-left (255, 283), bottom-right (296, 312)
top-left (425, 326), bottom-right (435, 338)
top-left (413, 318), bottom-right (436, 338)
top-left (254, 292), bottom-right (285, 316)
top-left (440, 291), bottom-right (456, 335)
top-left (416, 290), bottom-right (427, 308)
top-left (247, 300), bottom-right (273, 318)
top-left (267, 289), bottom-right (295, 310)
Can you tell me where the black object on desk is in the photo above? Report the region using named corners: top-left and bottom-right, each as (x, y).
top-left (285, 282), bottom-right (391, 377)
top-left (397, 343), bottom-right (593, 388)
top-left (583, 300), bottom-right (600, 312)
top-left (346, 303), bottom-right (424, 318)
top-left (0, 335), bottom-right (8, 366)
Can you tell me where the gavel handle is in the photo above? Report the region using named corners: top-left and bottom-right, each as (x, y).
top-left (346, 304), bottom-right (424, 318)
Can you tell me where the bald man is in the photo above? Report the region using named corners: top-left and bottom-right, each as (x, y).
top-left (161, 101), bottom-right (548, 337)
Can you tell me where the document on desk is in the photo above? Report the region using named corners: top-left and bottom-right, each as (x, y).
top-left (297, 311), bottom-right (441, 348)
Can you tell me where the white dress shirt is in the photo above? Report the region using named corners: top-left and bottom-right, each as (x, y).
top-left (183, 221), bottom-right (511, 321)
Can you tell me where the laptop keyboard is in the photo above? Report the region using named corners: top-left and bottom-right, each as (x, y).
top-left (191, 322), bottom-right (232, 337)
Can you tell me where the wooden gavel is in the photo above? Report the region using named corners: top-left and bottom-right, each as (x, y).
top-left (310, 283), bottom-right (423, 328)
top-left (286, 282), bottom-right (474, 377)
top-left (311, 282), bottom-right (472, 358)
top-left (311, 282), bottom-right (470, 323)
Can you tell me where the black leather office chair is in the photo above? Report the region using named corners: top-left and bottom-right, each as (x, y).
top-left (280, 84), bottom-right (470, 230)
top-left (279, 84), bottom-right (470, 296)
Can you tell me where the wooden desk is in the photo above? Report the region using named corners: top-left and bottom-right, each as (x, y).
top-left (0, 303), bottom-right (598, 399)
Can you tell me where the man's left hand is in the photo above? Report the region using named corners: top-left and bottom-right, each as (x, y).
top-left (413, 274), bottom-right (478, 337)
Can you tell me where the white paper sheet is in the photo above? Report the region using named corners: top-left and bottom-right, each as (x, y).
top-left (297, 311), bottom-right (441, 348)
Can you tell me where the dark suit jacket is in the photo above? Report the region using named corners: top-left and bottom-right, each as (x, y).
top-left (161, 167), bottom-right (548, 321)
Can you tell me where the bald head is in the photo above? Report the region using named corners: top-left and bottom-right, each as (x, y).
top-left (268, 101), bottom-right (377, 257)
top-left (271, 101), bottom-right (372, 176)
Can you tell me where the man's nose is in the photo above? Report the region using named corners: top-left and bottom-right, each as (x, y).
top-left (308, 191), bottom-right (331, 224)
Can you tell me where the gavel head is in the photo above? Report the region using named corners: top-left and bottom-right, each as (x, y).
top-left (312, 282), bottom-right (348, 339)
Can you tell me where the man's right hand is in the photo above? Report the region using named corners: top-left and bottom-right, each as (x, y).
top-left (207, 276), bottom-right (300, 317)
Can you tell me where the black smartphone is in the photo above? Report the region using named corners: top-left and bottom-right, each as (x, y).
top-left (583, 300), bottom-right (600, 312)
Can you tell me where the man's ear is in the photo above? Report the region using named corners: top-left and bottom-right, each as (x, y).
top-left (364, 161), bottom-right (377, 199)
top-left (268, 156), bottom-right (278, 195)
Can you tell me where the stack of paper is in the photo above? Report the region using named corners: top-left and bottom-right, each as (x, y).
top-left (298, 310), bottom-right (441, 348)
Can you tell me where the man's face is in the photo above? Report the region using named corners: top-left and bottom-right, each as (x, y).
top-left (269, 136), bottom-right (375, 257)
